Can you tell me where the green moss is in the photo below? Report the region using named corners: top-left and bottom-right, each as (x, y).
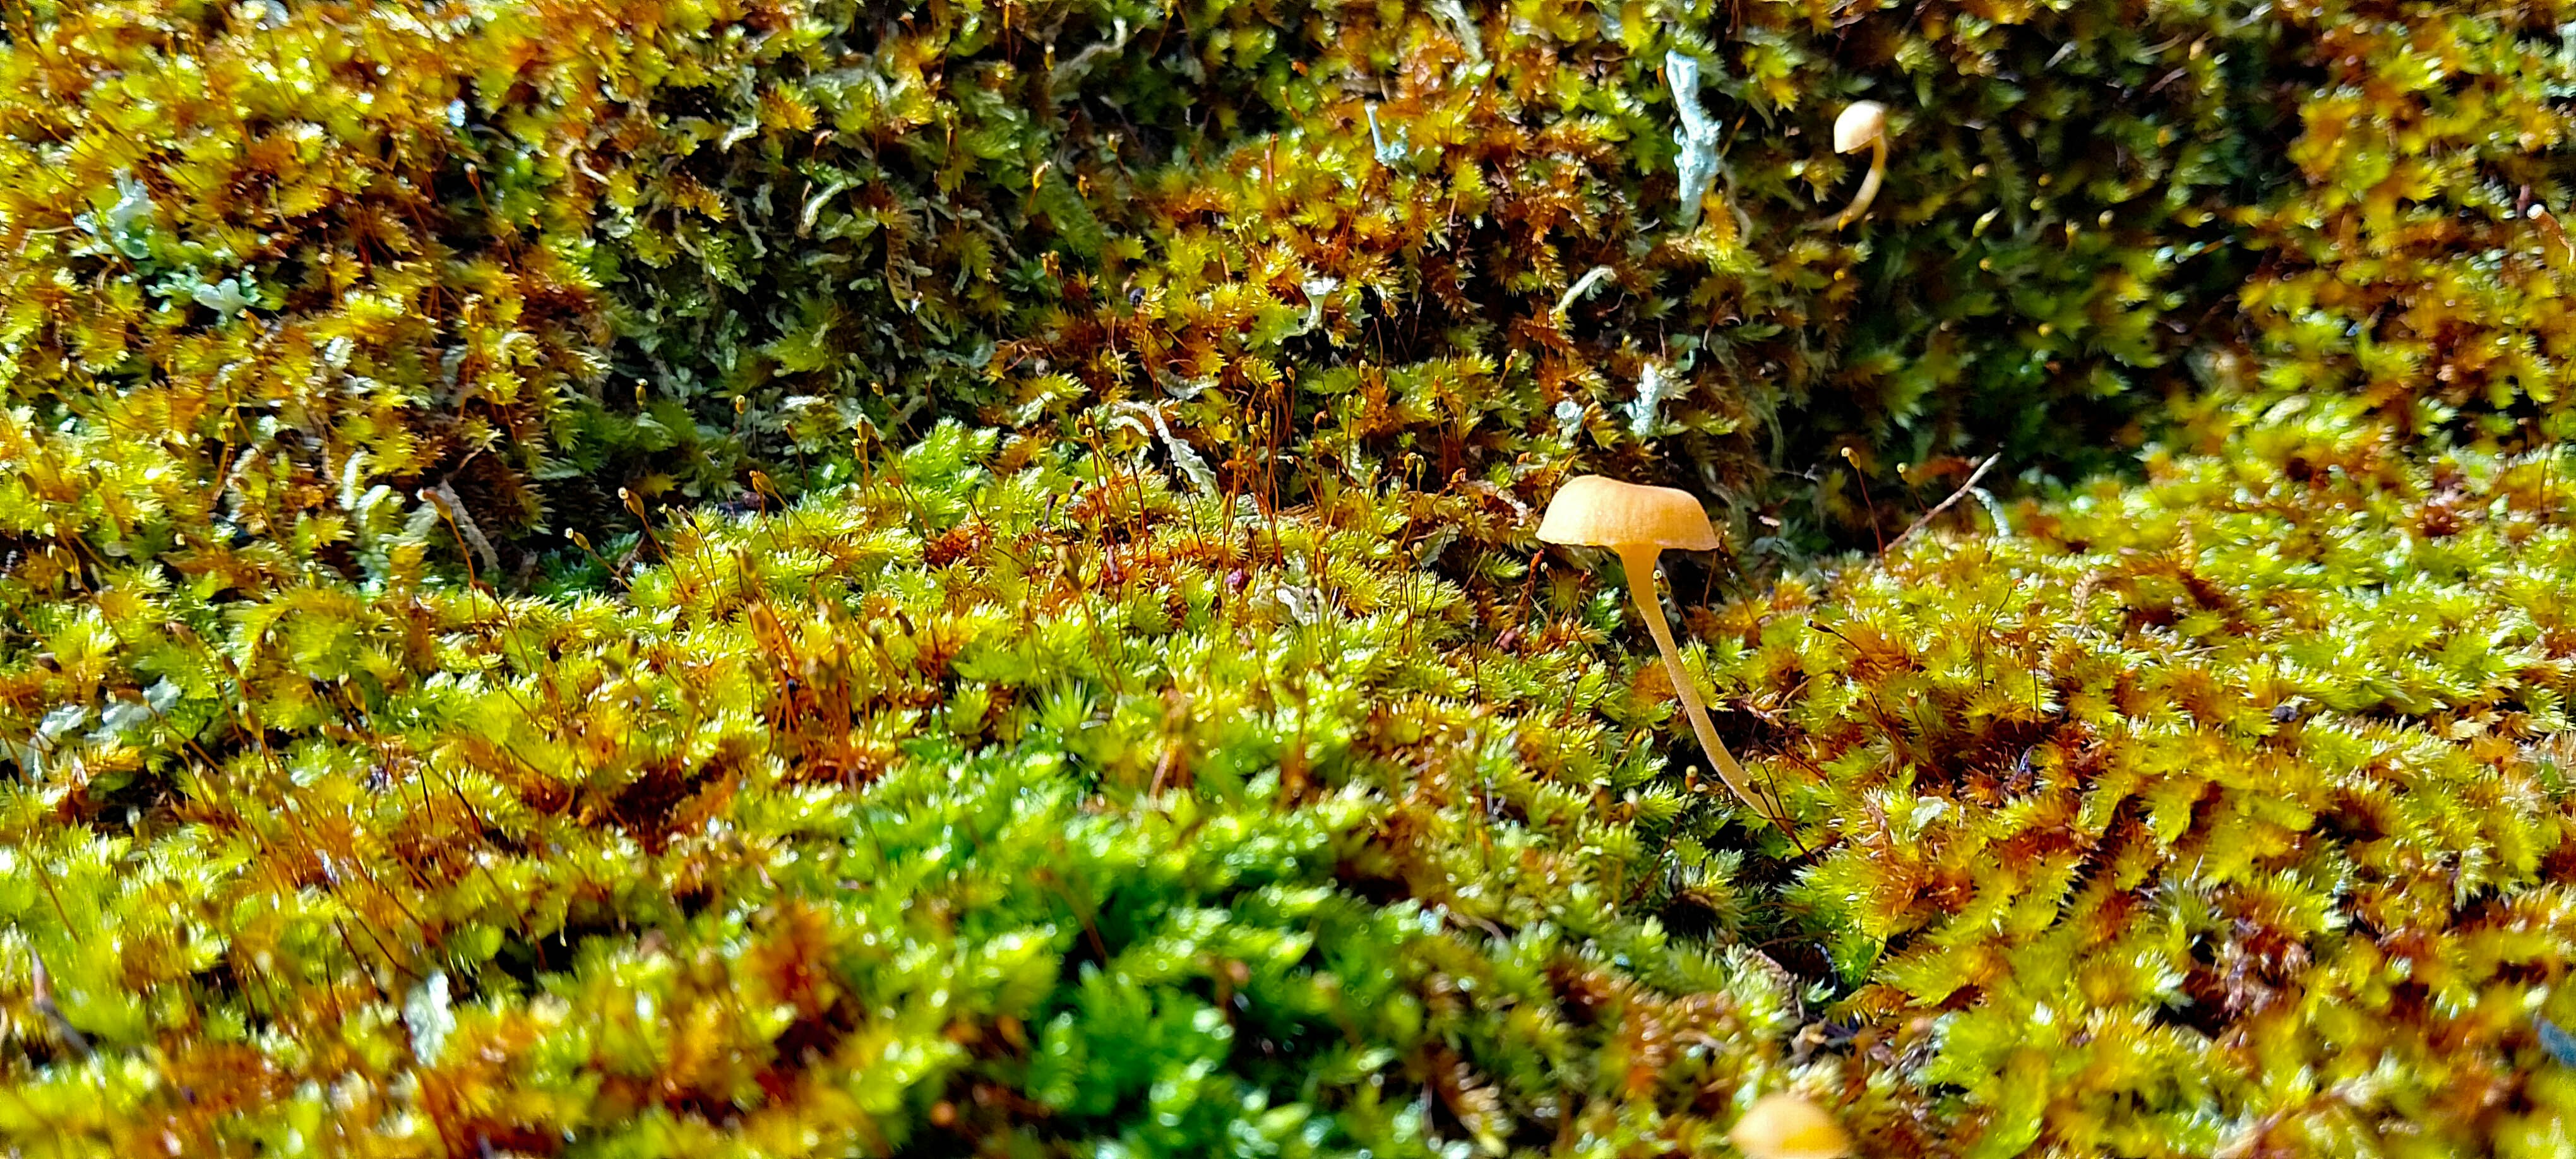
top-left (8, 0), bottom-right (2576, 1153)
top-left (1707, 402), bottom-right (2576, 1152)
top-left (13, 402), bottom-right (2573, 1151)
top-left (13, 0), bottom-right (2572, 573)
top-left (0, 426), bottom-right (1873, 1152)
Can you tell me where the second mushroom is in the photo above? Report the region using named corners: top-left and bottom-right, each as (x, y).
top-left (1831, 100), bottom-right (1889, 230)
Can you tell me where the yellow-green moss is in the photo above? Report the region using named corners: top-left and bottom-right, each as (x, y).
top-left (7, 0), bottom-right (2576, 1154)
top-left (1709, 404), bottom-right (2576, 1153)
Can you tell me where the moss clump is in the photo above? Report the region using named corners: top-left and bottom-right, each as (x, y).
top-left (11, 405), bottom-right (2575, 1153)
top-left (1708, 403), bottom-right (2576, 1153)
top-left (10, 0), bottom-right (2573, 573)
top-left (0, 425), bottom-right (1886, 1152)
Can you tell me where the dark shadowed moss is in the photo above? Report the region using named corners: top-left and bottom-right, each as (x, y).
top-left (11, 0), bottom-right (2573, 578)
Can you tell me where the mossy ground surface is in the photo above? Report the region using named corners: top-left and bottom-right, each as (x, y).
top-left (5, 1), bottom-right (2576, 1156)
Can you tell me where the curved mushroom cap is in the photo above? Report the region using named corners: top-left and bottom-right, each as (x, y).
top-left (1834, 101), bottom-right (1888, 153)
top-left (1729, 1093), bottom-right (1854, 1159)
top-left (1536, 475), bottom-right (1722, 553)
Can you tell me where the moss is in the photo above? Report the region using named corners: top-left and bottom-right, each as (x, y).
top-left (0, 425), bottom-right (1880, 1152)
top-left (7, 0), bottom-right (2576, 1154)
top-left (1708, 402), bottom-right (2576, 1152)
top-left (13, 0), bottom-right (2572, 574)
top-left (10, 403), bottom-right (2574, 1151)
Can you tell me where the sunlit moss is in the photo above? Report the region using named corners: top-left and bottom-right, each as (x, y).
top-left (1706, 403), bottom-right (2576, 1153)
top-left (0, 425), bottom-right (1873, 1152)
top-left (7, 0), bottom-right (2576, 1153)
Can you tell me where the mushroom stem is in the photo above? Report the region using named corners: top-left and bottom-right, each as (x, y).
top-left (1834, 135), bottom-right (1887, 230)
top-left (1619, 545), bottom-right (1774, 824)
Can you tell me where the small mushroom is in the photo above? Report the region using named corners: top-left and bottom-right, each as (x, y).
top-left (1537, 476), bottom-right (1779, 825)
top-left (1730, 1093), bottom-right (1854, 1159)
top-left (1831, 101), bottom-right (1889, 230)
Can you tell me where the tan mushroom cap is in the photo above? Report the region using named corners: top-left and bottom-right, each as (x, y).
top-left (1834, 101), bottom-right (1888, 153)
top-left (1536, 475), bottom-right (1721, 553)
top-left (1729, 1093), bottom-right (1854, 1159)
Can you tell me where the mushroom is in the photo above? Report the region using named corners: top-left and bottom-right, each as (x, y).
top-left (1729, 1093), bottom-right (1854, 1159)
top-left (1537, 475), bottom-right (1779, 825)
top-left (1831, 101), bottom-right (1889, 230)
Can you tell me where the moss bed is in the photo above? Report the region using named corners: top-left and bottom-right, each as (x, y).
top-left (5, 1), bottom-right (2576, 1155)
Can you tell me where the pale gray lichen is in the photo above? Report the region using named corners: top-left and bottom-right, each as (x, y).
top-left (1667, 52), bottom-right (1722, 228)
top-left (1628, 361), bottom-right (1688, 437)
top-left (404, 971), bottom-right (454, 1065)
top-left (1367, 105), bottom-right (1410, 167)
